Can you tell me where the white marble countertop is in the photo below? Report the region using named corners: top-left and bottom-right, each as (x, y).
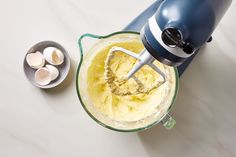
top-left (0, 0), bottom-right (236, 157)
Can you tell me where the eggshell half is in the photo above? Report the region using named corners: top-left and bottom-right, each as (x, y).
top-left (45, 64), bottom-right (59, 81)
top-left (26, 51), bottom-right (45, 69)
top-left (43, 47), bottom-right (64, 65)
top-left (35, 67), bottom-right (51, 86)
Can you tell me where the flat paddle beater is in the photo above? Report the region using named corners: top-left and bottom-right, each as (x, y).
top-left (104, 46), bottom-right (166, 96)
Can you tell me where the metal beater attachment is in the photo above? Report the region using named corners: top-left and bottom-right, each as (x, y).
top-left (104, 46), bottom-right (166, 96)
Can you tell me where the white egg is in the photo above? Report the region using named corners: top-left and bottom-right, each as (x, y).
top-left (45, 65), bottom-right (59, 81)
top-left (43, 47), bottom-right (64, 65)
top-left (26, 51), bottom-right (45, 69)
top-left (35, 67), bottom-right (51, 86)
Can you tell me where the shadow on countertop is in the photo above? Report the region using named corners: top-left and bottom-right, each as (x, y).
top-left (39, 59), bottom-right (83, 116)
top-left (137, 44), bottom-right (236, 157)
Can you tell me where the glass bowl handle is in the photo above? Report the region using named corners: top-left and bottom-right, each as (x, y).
top-left (78, 31), bottom-right (140, 56)
top-left (77, 33), bottom-right (106, 71)
top-left (161, 113), bottom-right (176, 130)
top-left (78, 33), bottom-right (103, 57)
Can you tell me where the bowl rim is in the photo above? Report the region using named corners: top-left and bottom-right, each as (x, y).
top-left (76, 31), bottom-right (179, 132)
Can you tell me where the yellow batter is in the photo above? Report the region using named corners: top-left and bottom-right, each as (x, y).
top-left (87, 39), bottom-right (176, 122)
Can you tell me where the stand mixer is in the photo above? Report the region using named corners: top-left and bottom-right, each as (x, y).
top-left (104, 0), bottom-right (232, 96)
top-left (76, 0), bottom-right (232, 131)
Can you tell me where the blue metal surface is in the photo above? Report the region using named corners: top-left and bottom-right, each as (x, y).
top-left (155, 0), bottom-right (231, 48)
top-left (143, 23), bottom-right (186, 63)
top-left (124, 0), bottom-right (232, 76)
top-left (123, 0), bottom-right (193, 76)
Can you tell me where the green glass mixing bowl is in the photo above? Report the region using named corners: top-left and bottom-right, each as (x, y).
top-left (76, 31), bottom-right (179, 132)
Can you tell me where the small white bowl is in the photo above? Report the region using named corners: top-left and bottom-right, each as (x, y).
top-left (23, 41), bottom-right (70, 89)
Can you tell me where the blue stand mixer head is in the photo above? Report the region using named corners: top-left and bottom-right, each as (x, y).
top-left (105, 0), bottom-right (232, 95)
top-left (141, 0), bottom-right (232, 66)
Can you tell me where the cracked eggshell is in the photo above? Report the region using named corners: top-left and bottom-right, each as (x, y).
top-left (35, 67), bottom-right (51, 86)
top-left (43, 47), bottom-right (64, 65)
top-left (26, 51), bottom-right (45, 69)
top-left (45, 64), bottom-right (59, 81)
